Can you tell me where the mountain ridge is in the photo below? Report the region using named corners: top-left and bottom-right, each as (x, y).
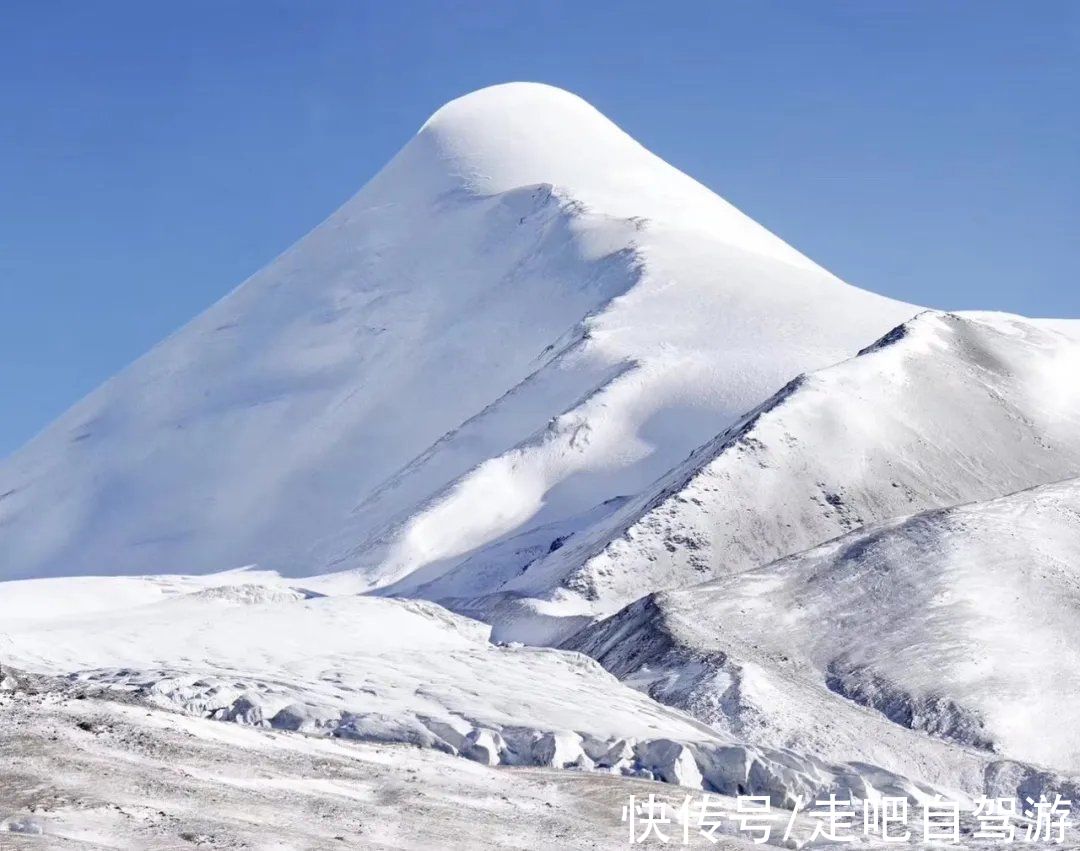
top-left (419, 309), bottom-right (1080, 643)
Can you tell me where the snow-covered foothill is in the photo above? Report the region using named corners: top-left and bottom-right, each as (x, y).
top-left (567, 477), bottom-right (1080, 793)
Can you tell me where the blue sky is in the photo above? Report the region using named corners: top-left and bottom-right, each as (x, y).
top-left (1, 1), bottom-right (1076, 457)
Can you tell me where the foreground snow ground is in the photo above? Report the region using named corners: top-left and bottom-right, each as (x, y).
top-left (0, 574), bottom-right (986, 809)
top-left (2, 84), bottom-right (1079, 848)
top-left (3, 670), bottom-right (1074, 849)
top-left (0, 669), bottom-right (745, 849)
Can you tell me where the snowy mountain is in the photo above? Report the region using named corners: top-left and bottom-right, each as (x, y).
top-left (465, 310), bottom-right (1080, 641)
top-left (0, 82), bottom-right (915, 584)
top-left (2, 82), bottom-right (1079, 846)
top-left (566, 476), bottom-right (1080, 792)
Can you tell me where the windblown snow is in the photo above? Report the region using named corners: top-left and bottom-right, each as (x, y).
top-left (2, 82), bottom-right (1078, 848)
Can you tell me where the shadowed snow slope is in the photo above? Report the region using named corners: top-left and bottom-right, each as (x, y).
top-left (567, 477), bottom-right (1080, 781)
top-left (464, 311), bottom-right (1080, 642)
top-left (0, 82), bottom-right (914, 583)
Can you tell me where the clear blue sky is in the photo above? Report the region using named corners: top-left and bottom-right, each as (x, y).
top-left (1, 1), bottom-right (1076, 457)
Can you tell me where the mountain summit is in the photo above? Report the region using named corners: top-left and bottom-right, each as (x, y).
top-left (373, 83), bottom-right (821, 270)
top-left (0, 83), bottom-right (914, 583)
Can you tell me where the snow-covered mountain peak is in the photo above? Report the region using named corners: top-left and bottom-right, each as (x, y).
top-left (0, 83), bottom-right (916, 583)
top-left (362, 82), bottom-right (821, 271)
top-left (418, 82), bottom-right (631, 190)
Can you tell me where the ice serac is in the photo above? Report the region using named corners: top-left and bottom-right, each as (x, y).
top-left (0, 82), bottom-right (914, 583)
top-left (0, 575), bottom-right (963, 805)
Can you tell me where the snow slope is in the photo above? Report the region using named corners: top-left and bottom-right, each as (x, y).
top-left (567, 477), bottom-right (1080, 785)
top-left (0, 82), bottom-right (915, 584)
top-left (461, 310), bottom-right (1080, 641)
